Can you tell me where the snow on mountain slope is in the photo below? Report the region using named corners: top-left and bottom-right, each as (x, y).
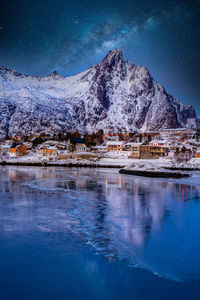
top-left (0, 49), bottom-right (198, 138)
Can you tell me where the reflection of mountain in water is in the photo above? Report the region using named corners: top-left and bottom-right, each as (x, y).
top-left (1, 166), bottom-right (200, 280)
top-left (0, 166), bottom-right (199, 242)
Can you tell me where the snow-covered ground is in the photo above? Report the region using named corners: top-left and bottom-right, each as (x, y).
top-left (5, 151), bottom-right (41, 163)
top-left (2, 149), bottom-right (200, 170)
top-left (164, 158), bottom-right (200, 169)
top-left (0, 151), bottom-right (170, 168)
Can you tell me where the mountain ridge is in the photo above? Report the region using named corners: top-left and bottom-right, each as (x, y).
top-left (0, 49), bottom-right (199, 138)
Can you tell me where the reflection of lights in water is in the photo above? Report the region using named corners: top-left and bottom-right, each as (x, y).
top-left (123, 177), bottom-right (125, 189)
top-left (136, 186), bottom-right (138, 195)
top-left (182, 185), bottom-right (184, 201)
top-left (106, 178), bottom-right (108, 189)
top-left (119, 177), bottom-right (121, 188)
top-left (9, 169), bottom-right (17, 180)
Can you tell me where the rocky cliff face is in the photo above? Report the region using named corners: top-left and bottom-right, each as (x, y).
top-left (0, 49), bottom-right (198, 138)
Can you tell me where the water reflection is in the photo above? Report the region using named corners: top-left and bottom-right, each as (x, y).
top-left (0, 166), bottom-right (200, 281)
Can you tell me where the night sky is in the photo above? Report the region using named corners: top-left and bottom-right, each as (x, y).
top-left (0, 0), bottom-right (200, 113)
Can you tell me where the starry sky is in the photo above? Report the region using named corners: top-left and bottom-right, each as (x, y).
top-left (0, 0), bottom-right (200, 113)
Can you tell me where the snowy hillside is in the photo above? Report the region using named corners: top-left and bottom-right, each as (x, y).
top-left (0, 49), bottom-right (199, 137)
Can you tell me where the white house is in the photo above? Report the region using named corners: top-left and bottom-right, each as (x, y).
top-left (106, 141), bottom-right (125, 151)
top-left (36, 145), bottom-right (58, 161)
top-left (92, 145), bottom-right (108, 153)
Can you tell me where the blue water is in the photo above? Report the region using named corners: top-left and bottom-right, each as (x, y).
top-left (0, 166), bottom-right (200, 299)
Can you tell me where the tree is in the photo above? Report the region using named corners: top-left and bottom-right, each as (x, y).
top-left (24, 136), bottom-right (29, 142)
top-left (58, 132), bottom-right (62, 141)
top-left (32, 136), bottom-right (44, 148)
top-left (196, 129), bottom-right (200, 141)
top-left (64, 132), bottom-right (72, 141)
top-left (181, 146), bottom-right (187, 153)
top-left (147, 135), bottom-right (152, 143)
top-left (71, 131), bottom-right (81, 138)
top-left (175, 147), bottom-right (180, 156)
top-left (129, 131), bottom-right (136, 138)
top-left (96, 129), bottom-right (104, 145)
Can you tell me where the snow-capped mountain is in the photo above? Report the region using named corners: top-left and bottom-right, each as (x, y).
top-left (0, 49), bottom-right (198, 137)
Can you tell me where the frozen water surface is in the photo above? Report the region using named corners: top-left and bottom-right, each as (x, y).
top-left (0, 166), bottom-right (200, 299)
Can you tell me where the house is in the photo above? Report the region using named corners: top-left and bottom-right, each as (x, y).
top-left (141, 131), bottom-right (160, 142)
top-left (4, 140), bottom-right (13, 146)
top-left (47, 147), bottom-right (58, 161)
top-left (130, 144), bottom-right (168, 159)
top-left (103, 134), bottom-right (119, 141)
top-left (70, 138), bottom-right (88, 152)
top-left (36, 145), bottom-right (48, 159)
top-left (12, 135), bottom-right (23, 143)
top-left (103, 132), bottom-right (130, 142)
top-left (0, 144), bottom-right (11, 157)
top-left (149, 140), bottom-right (169, 146)
top-left (143, 131), bottom-right (160, 137)
top-left (41, 140), bottom-right (68, 150)
top-left (36, 145), bottom-right (58, 161)
top-left (124, 142), bottom-right (142, 151)
top-left (106, 141), bottom-right (124, 151)
top-left (10, 143), bottom-right (29, 157)
top-left (91, 145), bottom-right (108, 153)
top-left (24, 142), bottom-right (33, 150)
top-left (160, 128), bottom-right (196, 139)
top-left (76, 144), bottom-right (87, 152)
top-left (129, 144), bottom-right (141, 158)
top-left (195, 150), bottom-right (200, 158)
top-left (38, 131), bottom-right (56, 141)
top-left (140, 145), bottom-right (168, 159)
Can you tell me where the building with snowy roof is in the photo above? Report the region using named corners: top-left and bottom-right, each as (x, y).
top-left (106, 141), bottom-right (125, 151)
top-left (9, 143), bottom-right (29, 158)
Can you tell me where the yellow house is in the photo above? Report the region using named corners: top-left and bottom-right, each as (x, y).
top-left (36, 145), bottom-right (58, 161)
top-left (106, 141), bottom-right (124, 151)
top-left (47, 147), bottom-right (58, 161)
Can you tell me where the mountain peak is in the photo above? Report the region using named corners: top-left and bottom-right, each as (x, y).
top-left (48, 70), bottom-right (61, 77)
top-left (106, 48), bottom-right (123, 56)
top-left (52, 70), bottom-right (59, 75)
top-left (103, 49), bottom-right (126, 64)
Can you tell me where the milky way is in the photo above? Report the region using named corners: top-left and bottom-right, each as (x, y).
top-left (0, 0), bottom-right (200, 113)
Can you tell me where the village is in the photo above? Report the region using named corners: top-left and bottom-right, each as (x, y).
top-left (1, 127), bottom-right (200, 168)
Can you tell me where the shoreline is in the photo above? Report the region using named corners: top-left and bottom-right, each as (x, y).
top-left (0, 160), bottom-right (125, 168)
top-left (1, 159), bottom-right (199, 176)
top-left (164, 166), bottom-right (200, 171)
